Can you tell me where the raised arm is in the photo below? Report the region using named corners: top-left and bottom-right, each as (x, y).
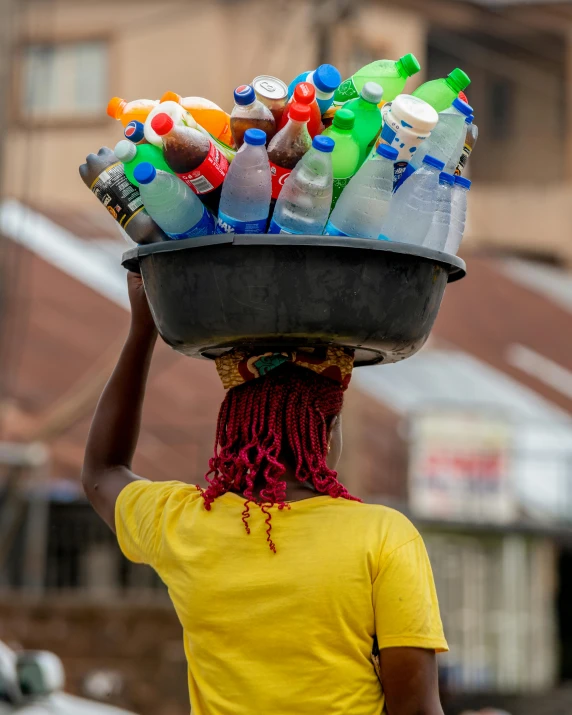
top-left (82, 272), bottom-right (157, 531)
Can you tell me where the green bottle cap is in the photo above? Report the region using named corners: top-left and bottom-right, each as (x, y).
top-left (398, 53), bottom-right (421, 78)
top-left (333, 108), bottom-right (355, 130)
top-left (447, 68), bottom-right (471, 93)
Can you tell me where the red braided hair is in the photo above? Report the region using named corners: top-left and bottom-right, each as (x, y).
top-left (201, 364), bottom-right (359, 551)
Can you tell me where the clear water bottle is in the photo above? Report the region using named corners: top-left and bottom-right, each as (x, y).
top-left (444, 176), bottom-right (471, 255)
top-left (133, 162), bottom-right (214, 239)
top-left (380, 155), bottom-right (445, 244)
top-left (268, 136), bottom-right (335, 235)
top-left (324, 143), bottom-right (398, 238)
top-left (423, 172), bottom-right (455, 251)
top-left (216, 128), bottom-right (271, 235)
top-left (398, 98), bottom-right (473, 187)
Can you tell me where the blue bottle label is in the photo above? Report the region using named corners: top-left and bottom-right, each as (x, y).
top-left (166, 207), bottom-right (214, 240)
top-left (323, 221), bottom-right (350, 237)
top-left (393, 161), bottom-right (410, 191)
top-left (215, 211), bottom-right (267, 235)
top-left (268, 218), bottom-right (303, 235)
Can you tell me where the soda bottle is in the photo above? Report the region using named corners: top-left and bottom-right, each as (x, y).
top-left (161, 91), bottom-right (234, 146)
top-left (455, 115), bottom-right (478, 175)
top-left (279, 82), bottom-right (323, 138)
top-left (79, 146), bottom-right (166, 244)
top-left (252, 75), bottom-right (289, 126)
top-left (267, 103), bottom-right (312, 201)
top-left (151, 113), bottom-right (229, 214)
top-left (324, 144), bottom-right (398, 239)
top-left (269, 136), bottom-right (335, 235)
top-left (124, 120), bottom-right (147, 144)
top-left (444, 176), bottom-right (471, 255)
top-left (343, 82), bottom-right (383, 165)
top-left (230, 85), bottom-right (276, 149)
top-left (133, 163), bottom-right (214, 240)
top-left (398, 98), bottom-right (473, 187)
top-left (423, 172), bottom-right (455, 250)
top-left (216, 129), bottom-right (271, 235)
top-left (380, 155), bottom-right (445, 244)
top-left (412, 68), bottom-right (471, 113)
top-left (321, 108), bottom-right (361, 208)
top-left (107, 97), bottom-right (158, 126)
top-left (334, 53), bottom-right (420, 105)
top-left (114, 139), bottom-right (174, 187)
top-left (288, 64), bottom-right (342, 114)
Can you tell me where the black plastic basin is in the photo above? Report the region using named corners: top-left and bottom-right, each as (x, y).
top-left (122, 234), bottom-right (465, 367)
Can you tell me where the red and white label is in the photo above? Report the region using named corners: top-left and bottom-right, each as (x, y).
top-left (269, 162), bottom-right (292, 199)
top-left (177, 141), bottom-right (229, 194)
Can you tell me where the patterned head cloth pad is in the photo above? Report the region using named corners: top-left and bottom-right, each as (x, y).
top-left (216, 346), bottom-right (354, 391)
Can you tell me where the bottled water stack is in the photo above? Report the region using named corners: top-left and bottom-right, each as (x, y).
top-left (423, 172), bottom-right (455, 251)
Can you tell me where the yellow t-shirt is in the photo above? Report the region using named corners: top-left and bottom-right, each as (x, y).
top-left (116, 481), bottom-right (447, 715)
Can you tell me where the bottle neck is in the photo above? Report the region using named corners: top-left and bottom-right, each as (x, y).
top-left (308, 71), bottom-right (333, 100)
top-left (396, 60), bottom-right (408, 80)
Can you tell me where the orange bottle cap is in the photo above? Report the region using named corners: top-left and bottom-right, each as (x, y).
top-left (161, 91), bottom-right (182, 104)
top-left (107, 97), bottom-right (126, 119)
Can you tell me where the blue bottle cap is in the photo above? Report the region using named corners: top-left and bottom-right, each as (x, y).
top-left (124, 120), bottom-right (146, 143)
top-left (466, 114), bottom-right (474, 124)
top-left (452, 97), bottom-right (473, 117)
top-left (244, 128), bottom-right (266, 146)
top-left (455, 176), bottom-right (472, 190)
top-left (312, 135), bottom-right (335, 153)
top-left (423, 155), bottom-right (445, 171)
top-left (313, 64), bottom-right (342, 93)
top-left (439, 172), bottom-right (456, 185)
top-left (133, 162), bottom-right (157, 185)
top-left (376, 144), bottom-right (399, 161)
top-left (234, 84), bottom-right (256, 105)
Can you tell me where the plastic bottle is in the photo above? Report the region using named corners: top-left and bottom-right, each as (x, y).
top-left (334, 53), bottom-right (420, 105)
top-left (380, 155), bottom-right (445, 244)
top-left (216, 129), bottom-right (271, 235)
top-left (324, 144), bottom-right (398, 238)
top-left (321, 108), bottom-right (361, 208)
top-left (151, 113), bottom-right (229, 214)
top-left (412, 68), bottom-right (471, 113)
top-left (288, 64), bottom-right (342, 114)
top-left (379, 94), bottom-right (439, 187)
top-left (279, 82), bottom-right (323, 138)
top-left (343, 82), bottom-right (383, 165)
top-left (161, 91), bottom-right (234, 146)
top-left (444, 176), bottom-right (471, 255)
top-left (134, 163), bottom-right (214, 240)
top-left (230, 85), bottom-right (276, 149)
top-left (269, 136), bottom-right (334, 235)
top-left (398, 98), bottom-right (473, 187)
top-left (124, 120), bottom-right (147, 144)
top-left (267, 103), bottom-right (312, 201)
top-left (107, 97), bottom-right (158, 127)
top-left (79, 146), bottom-right (166, 244)
top-left (423, 172), bottom-right (455, 250)
top-left (455, 115), bottom-right (478, 176)
top-left (114, 140), bottom-right (174, 187)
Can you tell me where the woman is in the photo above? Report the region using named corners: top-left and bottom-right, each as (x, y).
top-left (83, 273), bottom-right (448, 715)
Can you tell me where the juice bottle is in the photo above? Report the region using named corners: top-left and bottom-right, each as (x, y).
top-left (412, 68), bottom-right (471, 112)
top-left (230, 85), bottom-right (276, 148)
top-left (343, 82), bottom-right (383, 165)
top-left (278, 82), bottom-right (323, 138)
top-left (161, 91), bottom-right (234, 146)
top-left (114, 140), bottom-right (174, 187)
top-left (267, 103), bottom-right (312, 201)
top-left (321, 108), bottom-right (361, 208)
top-left (107, 97), bottom-right (158, 126)
top-left (334, 53), bottom-right (420, 105)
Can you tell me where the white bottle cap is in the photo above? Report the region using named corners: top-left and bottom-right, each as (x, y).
top-left (114, 139), bottom-right (137, 163)
top-left (388, 95), bottom-right (439, 134)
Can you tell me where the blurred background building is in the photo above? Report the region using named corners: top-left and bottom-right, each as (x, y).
top-left (1, 0), bottom-right (572, 714)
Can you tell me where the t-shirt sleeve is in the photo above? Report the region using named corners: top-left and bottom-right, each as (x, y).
top-left (115, 480), bottom-right (192, 567)
top-left (373, 532), bottom-right (448, 653)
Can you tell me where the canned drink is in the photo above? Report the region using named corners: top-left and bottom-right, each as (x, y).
top-left (252, 75), bottom-right (288, 126)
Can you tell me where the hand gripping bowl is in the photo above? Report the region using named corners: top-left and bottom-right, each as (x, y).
top-left (122, 234), bottom-right (466, 367)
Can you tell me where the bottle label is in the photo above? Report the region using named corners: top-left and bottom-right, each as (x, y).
top-left (177, 142), bottom-right (229, 194)
top-left (269, 162), bottom-right (293, 199)
top-left (323, 221), bottom-right (350, 237)
top-left (455, 143), bottom-right (472, 176)
top-left (393, 161), bottom-right (409, 190)
top-left (166, 207), bottom-right (215, 240)
top-left (396, 162), bottom-right (416, 189)
top-left (215, 211), bottom-right (267, 235)
top-left (333, 78), bottom-right (359, 105)
top-left (90, 161), bottom-right (144, 229)
top-left (268, 218), bottom-right (302, 235)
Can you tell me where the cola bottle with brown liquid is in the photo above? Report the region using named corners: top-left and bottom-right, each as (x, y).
top-left (230, 85), bottom-right (276, 149)
top-left (79, 146), bottom-right (167, 245)
top-left (151, 112), bottom-right (229, 214)
top-left (267, 102), bottom-right (311, 205)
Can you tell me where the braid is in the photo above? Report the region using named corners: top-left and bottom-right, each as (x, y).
top-left (202, 364), bottom-right (360, 550)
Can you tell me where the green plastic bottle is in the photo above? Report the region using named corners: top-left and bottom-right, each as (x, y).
top-left (321, 108), bottom-right (361, 208)
top-left (333, 53), bottom-right (420, 106)
top-left (411, 68), bottom-right (471, 112)
top-left (344, 82), bottom-right (383, 166)
top-left (114, 140), bottom-right (174, 187)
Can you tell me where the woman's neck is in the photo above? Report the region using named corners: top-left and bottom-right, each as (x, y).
top-left (235, 465), bottom-right (319, 503)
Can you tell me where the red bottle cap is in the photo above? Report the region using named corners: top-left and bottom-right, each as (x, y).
top-left (289, 103), bottom-right (311, 123)
top-left (458, 90), bottom-right (468, 104)
top-left (151, 113), bottom-right (175, 136)
top-left (293, 82), bottom-right (316, 105)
